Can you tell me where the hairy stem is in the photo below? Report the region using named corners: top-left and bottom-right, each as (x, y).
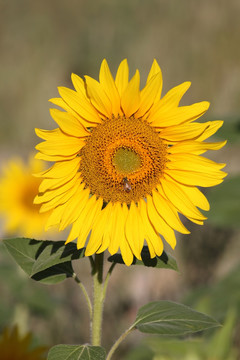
top-left (91, 253), bottom-right (104, 346)
top-left (73, 273), bottom-right (92, 320)
top-left (106, 327), bottom-right (135, 360)
top-left (102, 262), bottom-right (116, 301)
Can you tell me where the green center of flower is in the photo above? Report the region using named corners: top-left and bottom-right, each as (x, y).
top-left (112, 147), bottom-right (141, 174)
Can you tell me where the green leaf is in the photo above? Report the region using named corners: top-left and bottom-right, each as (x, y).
top-left (3, 238), bottom-right (85, 284)
top-left (131, 301), bottom-right (220, 336)
top-left (32, 262), bottom-right (74, 284)
top-left (108, 246), bottom-right (178, 271)
top-left (206, 176), bottom-right (240, 228)
top-left (47, 344), bottom-right (106, 360)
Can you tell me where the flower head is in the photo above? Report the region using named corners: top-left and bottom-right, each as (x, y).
top-left (35, 59), bottom-right (227, 265)
top-left (0, 326), bottom-right (47, 360)
top-left (0, 156), bottom-right (50, 237)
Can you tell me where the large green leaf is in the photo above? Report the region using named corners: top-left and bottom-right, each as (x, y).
top-left (47, 344), bottom-right (106, 360)
top-left (131, 301), bottom-right (220, 336)
top-left (3, 238), bottom-right (85, 284)
top-left (108, 246), bottom-right (178, 271)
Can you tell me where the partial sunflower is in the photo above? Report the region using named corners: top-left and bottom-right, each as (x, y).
top-left (0, 326), bottom-right (47, 360)
top-left (0, 156), bottom-right (50, 237)
top-left (35, 59), bottom-right (227, 266)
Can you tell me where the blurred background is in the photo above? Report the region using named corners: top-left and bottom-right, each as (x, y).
top-left (0, 0), bottom-right (240, 359)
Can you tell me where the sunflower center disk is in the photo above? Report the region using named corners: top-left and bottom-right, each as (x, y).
top-left (79, 116), bottom-right (168, 204)
top-left (112, 148), bottom-right (141, 174)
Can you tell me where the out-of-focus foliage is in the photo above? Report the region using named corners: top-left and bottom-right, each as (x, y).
top-left (215, 116), bottom-right (240, 145)
top-left (183, 263), bottom-right (240, 321)
top-left (205, 176), bottom-right (240, 228)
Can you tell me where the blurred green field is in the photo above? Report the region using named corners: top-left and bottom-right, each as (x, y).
top-left (0, 0), bottom-right (240, 359)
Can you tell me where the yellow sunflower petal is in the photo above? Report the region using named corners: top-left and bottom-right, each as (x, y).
top-left (135, 72), bottom-right (163, 118)
top-left (108, 202), bottom-right (125, 254)
top-left (167, 153), bottom-right (226, 173)
top-left (167, 178), bottom-right (210, 211)
top-left (40, 179), bottom-right (79, 213)
top-left (157, 81), bottom-right (191, 108)
top-left (160, 178), bottom-right (207, 221)
top-left (34, 158), bottom-right (79, 179)
top-left (77, 197), bottom-right (103, 249)
top-left (94, 204), bottom-right (117, 254)
top-left (58, 87), bottom-right (102, 124)
top-left (197, 120), bottom-right (224, 141)
top-left (99, 59), bottom-right (121, 117)
top-left (34, 173), bottom-right (80, 204)
top-left (150, 101), bottom-right (210, 128)
top-left (49, 97), bottom-right (95, 128)
top-left (45, 203), bottom-right (66, 230)
top-left (115, 59), bottom-right (129, 97)
top-left (125, 201), bottom-right (144, 259)
top-left (50, 108), bottom-right (90, 137)
top-left (147, 59), bottom-right (162, 82)
top-left (35, 128), bottom-right (61, 140)
top-left (35, 129), bottom-right (85, 156)
top-left (35, 152), bottom-right (76, 162)
top-left (164, 168), bottom-right (226, 187)
top-left (139, 199), bottom-right (164, 256)
top-left (146, 195), bottom-right (177, 249)
top-left (121, 70), bottom-right (141, 117)
top-left (168, 140), bottom-right (227, 155)
top-left (85, 75), bottom-right (112, 118)
top-left (71, 73), bottom-right (86, 95)
top-left (152, 189), bottom-right (190, 234)
top-left (38, 170), bottom-right (77, 192)
top-left (85, 202), bottom-right (113, 255)
top-left (148, 82), bottom-right (191, 125)
top-left (147, 59), bottom-right (162, 103)
top-left (65, 194), bottom-right (98, 245)
top-left (119, 203), bottom-right (134, 266)
top-left (160, 122), bottom-right (211, 142)
top-left (120, 238), bottom-right (134, 266)
top-left (59, 184), bottom-right (90, 230)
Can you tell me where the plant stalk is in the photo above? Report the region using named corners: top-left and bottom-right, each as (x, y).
top-left (91, 252), bottom-right (104, 346)
top-left (73, 273), bottom-right (93, 321)
top-left (106, 327), bottom-right (135, 360)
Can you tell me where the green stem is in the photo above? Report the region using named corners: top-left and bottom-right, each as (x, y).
top-left (102, 262), bottom-right (116, 301)
top-left (91, 253), bottom-right (104, 346)
top-left (73, 273), bottom-right (93, 320)
top-left (106, 327), bottom-right (135, 360)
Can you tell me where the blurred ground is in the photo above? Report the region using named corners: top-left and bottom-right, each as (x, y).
top-left (0, 0), bottom-right (240, 358)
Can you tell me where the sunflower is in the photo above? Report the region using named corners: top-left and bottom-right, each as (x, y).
top-left (0, 326), bottom-right (47, 360)
top-left (0, 156), bottom-right (50, 238)
top-left (35, 59), bottom-right (227, 266)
